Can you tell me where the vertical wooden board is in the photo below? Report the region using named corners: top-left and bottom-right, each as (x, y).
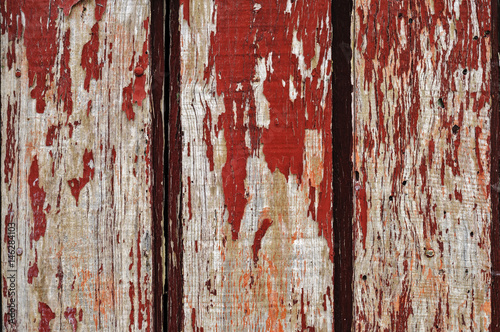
top-left (1, 0), bottom-right (158, 330)
top-left (354, 0), bottom-right (493, 330)
top-left (177, 0), bottom-right (333, 330)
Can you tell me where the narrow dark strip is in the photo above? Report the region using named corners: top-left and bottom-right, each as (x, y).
top-left (491, 0), bottom-right (500, 330)
top-left (150, 0), bottom-right (164, 330)
top-left (332, 0), bottom-right (354, 330)
top-left (167, 0), bottom-right (184, 330)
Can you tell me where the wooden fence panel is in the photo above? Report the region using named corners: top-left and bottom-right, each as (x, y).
top-left (173, 0), bottom-right (334, 330)
top-left (353, 0), bottom-right (494, 330)
top-left (1, 0), bottom-right (161, 330)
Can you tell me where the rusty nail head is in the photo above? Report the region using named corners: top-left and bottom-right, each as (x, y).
top-left (425, 248), bottom-right (435, 257)
top-left (134, 66), bottom-right (144, 76)
top-left (15, 70), bottom-right (21, 78)
top-left (17, 248), bottom-right (23, 255)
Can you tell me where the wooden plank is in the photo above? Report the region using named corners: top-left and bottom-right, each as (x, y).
top-left (1, 1), bottom-right (159, 330)
top-left (353, 0), bottom-right (494, 329)
top-left (332, 0), bottom-right (354, 330)
top-left (176, 0), bottom-right (334, 330)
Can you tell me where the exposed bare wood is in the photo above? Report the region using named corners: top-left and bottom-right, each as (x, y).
top-left (1, 0), bottom-right (158, 330)
top-left (353, 0), bottom-right (493, 329)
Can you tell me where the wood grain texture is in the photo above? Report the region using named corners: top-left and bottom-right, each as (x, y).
top-left (1, 0), bottom-right (159, 330)
top-left (177, 0), bottom-right (334, 330)
top-left (353, 0), bottom-right (493, 330)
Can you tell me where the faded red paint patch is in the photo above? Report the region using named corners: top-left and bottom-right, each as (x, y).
top-left (64, 307), bottom-right (78, 332)
top-left (67, 149), bottom-right (95, 205)
top-left (252, 218), bottom-right (273, 264)
top-left (38, 302), bottom-right (55, 332)
top-left (29, 156), bottom-right (48, 243)
top-left (58, 29), bottom-right (73, 121)
top-left (4, 100), bottom-right (17, 189)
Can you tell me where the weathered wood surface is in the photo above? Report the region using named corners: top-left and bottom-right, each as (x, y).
top-left (174, 0), bottom-right (334, 330)
top-left (1, 0), bottom-right (161, 330)
top-left (353, 0), bottom-right (494, 330)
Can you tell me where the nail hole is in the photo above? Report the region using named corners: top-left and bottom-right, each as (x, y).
top-left (362, 275), bottom-right (367, 280)
top-left (437, 98), bottom-right (445, 108)
top-left (462, 69), bottom-right (467, 75)
top-left (408, 18), bottom-right (413, 23)
top-left (402, 180), bottom-right (407, 186)
top-left (470, 231), bottom-right (474, 237)
top-left (484, 30), bottom-right (490, 37)
top-left (355, 171), bottom-right (360, 181)
top-left (452, 124), bottom-right (460, 134)
top-left (389, 195), bottom-right (393, 201)
top-left (473, 35), bottom-right (479, 40)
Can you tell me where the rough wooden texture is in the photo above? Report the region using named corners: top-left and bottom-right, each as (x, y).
top-left (354, 0), bottom-right (493, 329)
top-left (1, 0), bottom-right (159, 330)
top-left (177, 0), bottom-right (333, 330)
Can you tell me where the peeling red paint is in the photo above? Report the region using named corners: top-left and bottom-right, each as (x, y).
top-left (2, 276), bottom-right (7, 297)
top-left (67, 149), bottom-right (95, 205)
top-left (202, 106), bottom-right (214, 171)
top-left (187, 176), bottom-right (193, 220)
top-left (0, 0), bottom-right (22, 69)
top-left (28, 249), bottom-right (39, 284)
top-left (128, 281), bottom-right (135, 332)
top-left (137, 230), bottom-right (144, 329)
top-left (252, 218), bottom-right (273, 264)
top-left (58, 29), bottom-right (73, 121)
top-left (64, 307), bottom-right (78, 332)
top-left (205, 0), bottom-right (332, 251)
top-left (121, 18), bottom-right (150, 120)
top-left (4, 100), bottom-right (17, 189)
top-left (46, 124), bottom-right (61, 146)
top-left (29, 156), bottom-right (48, 243)
top-left (86, 100), bottom-right (92, 117)
top-left (58, 0), bottom-right (83, 16)
top-left (27, 261), bottom-right (39, 284)
top-left (122, 80), bottom-right (135, 120)
top-left (81, 23), bottom-right (103, 91)
top-left (38, 302), bottom-right (55, 332)
top-left (56, 262), bottom-right (64, 289)
top-left (23, 0), bottom-right (59, 114)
